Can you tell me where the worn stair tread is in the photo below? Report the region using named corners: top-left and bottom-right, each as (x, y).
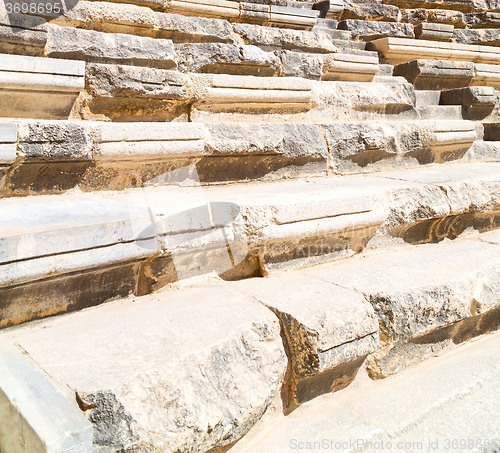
top-left (0, 284), bottom-right (287, 453)
top-left (229, 329), bottom-right (500, 453)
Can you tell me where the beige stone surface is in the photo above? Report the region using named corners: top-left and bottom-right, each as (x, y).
top-left (0, 285), bottom-right (286, 453)
top-left (45, 25), bottom-right (178, 69)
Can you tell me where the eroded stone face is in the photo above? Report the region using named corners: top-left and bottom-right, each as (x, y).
top-left (0, 285), bottom-right (287, 452)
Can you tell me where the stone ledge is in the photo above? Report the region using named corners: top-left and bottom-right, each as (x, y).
top-left (0, 285), bottom-right (286, 453)
top-left (304, 238), bottom-right (500, 377)
top-left (0, 53), bottom-right (85, 119)
top-left (368, 36), bottom-right (500, 66)
top-left (0, 341), bottom-right (93, 453)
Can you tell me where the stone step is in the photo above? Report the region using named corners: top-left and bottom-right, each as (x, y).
top-left (367, 37), bottom-right (500, 66)
top-left (415, 89), bottom-right (441, 107)
top-left (1, 118), bottom-right (477, 196)
top-left (0, 53), bottom-right (84, 120)
top-left (418, 105), bottom-right (464, 120)
top-left (2, 160), bottom-right (500, 328)
top-left (229, 330), bottom-right (500, 453)
top-left (3, 235), bottom-right (500, 451)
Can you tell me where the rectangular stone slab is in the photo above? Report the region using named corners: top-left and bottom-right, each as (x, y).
top-left (0, 284), bottom-right (286, 453)
top-left (0, 54), bottom-right (84, 119)
top-left (368, 37), bottom-right (500, 65)
top-left (0, 341), bottom-right (93, 453)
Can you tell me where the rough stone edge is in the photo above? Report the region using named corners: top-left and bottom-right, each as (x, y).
top-left (0, 340), bottom-right (92, 453)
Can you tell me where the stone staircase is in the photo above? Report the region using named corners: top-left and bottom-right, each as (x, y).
top-left (2, 0), bottom-right (500, 450)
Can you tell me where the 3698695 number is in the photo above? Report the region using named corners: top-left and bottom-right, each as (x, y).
top-left (5, 2), bottom-right (62, 14)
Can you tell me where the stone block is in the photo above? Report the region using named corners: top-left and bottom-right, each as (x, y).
top-left (0, 53), bottom-right (84, 120)
top-left (393, 59), bottom-right (474, 90)
top-left (466, 11), bottom-right (500, 28)
top-left (234, 275), bottom-right (378, 405)
top-left (240, 2), bottom-right (270, 23)
top-left (269, 5), bottom-right (318, 30)
top-left (0, 194), bottom-right (154, 288)
top-left (83, 63), bottom-right (191, 121)
top-left (383, 0), bottom-right (476, 13)
top-left (191, 73), bottom-right (313, 120)
top-left (281, 50), bottom-right (323, 80)
top-left (0, 122), bottom-right (17, 165)
top-left (175, 43), bottom-right (279, 76)
top-left (304, 239), bottom-right (500, 345)
top-left (166, 0), bottom-right (240, 19)
top-left (233, 22), bottom-right (339, 53)
top-left (0, 341), bottom-right (93, 453)
top-left (400, 8), bottom-right (466, 27)
top-left (0, 285), bottom-right (286, 452)
top-left (93, 122), bottom-right (206, 159)
top-left (0, 11), bottom-right (47, 56)
top-left (414, 22), bottom-right (454, 41)
top-left (337, 19), bottom-right (414, 40)
top-left (45, 25), bottom-right (177, 69)
top-left (322, 52), bottom-right (379, 81)
top-left (322, 120), bottom-right (476, 171)
top-left (58, 1), bottom-right (236, 43)
top-left (339, 2), bottom-right (400, 22)
top-left (368, 37), bottom-right (500, 65)
top-left (440, 86), bottom-right (496, 119)
top-left (454, 28), bottom-right (500, 46)
top-left (472, 63), bottom-right (500, 89)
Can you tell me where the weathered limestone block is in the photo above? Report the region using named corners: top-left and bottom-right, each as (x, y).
top-left (233, 22), bottom-right (339, 52)
top-left (0, 122), bottom-right (16, 193)
top-left (466, 11), bottom-right (500, 28)
top-left (268, 5), bottom-right (318, 30)
top-left (0, 122), bottom-right (17, 166)
top-left (314, 80), bottom-right (419, 121)
top-left (166, 0), bottom-right (240, 20)
top-left (0, 53), bottom-right (84, 120)
top-left (234, 275), bottom-right (379, 406)
top-left (322, 52), bottom-right (379, 81)
top-left (281, 50), bottom-right (323, 79)
top-left (0, 10), bottom-right (47, 56)
top-left (0, 285), bottom-right (286, 452)
top-left (368, 37), bottom-right (500, 65)
top-left (340, 2), bottom-right (400, 22)
top-left (0, 342), bottom-right (93, 453)
top-left (400, 8), bottom-right (467, 27)
top-left (239, 2), bottom-right (270, 23)
top-left (322, 120), bottom-right (476, 172)
top-left (83, 63), bottom-right (191, 121)
top-left (305, 240), bottom-right (500, 377)
top-left (394, 59), bottom-right (474, 90)
top-left (382, 0), bottom-right (476, 13)
top-left (415, 22), bottom-right (454, 41)
top-left (454, 28), bottom-right (500, 46)
top-left (441, 86), bottom-right (496, 119)
top-left (473, 63), bottom-right (500, 89)
top-left (190, 74), bottom-right (313, 121)
top-left (337, 19), bottom-right (414, 40)
top-left (56, 1), bottom-right (236, 43)
top-left (0, 193), bottom-right (155, 327)
top-left (175, 43), bottom-right (279, 76)
top-left (88, 121), bottom-right (205, 165)
top-left (44, 25), bottom-right (177, 69)
top-left (206, 122), bottom-right (325, 155)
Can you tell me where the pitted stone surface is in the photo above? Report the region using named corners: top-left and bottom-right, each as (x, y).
top-left (0, 285), bottom-right (286, 453)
